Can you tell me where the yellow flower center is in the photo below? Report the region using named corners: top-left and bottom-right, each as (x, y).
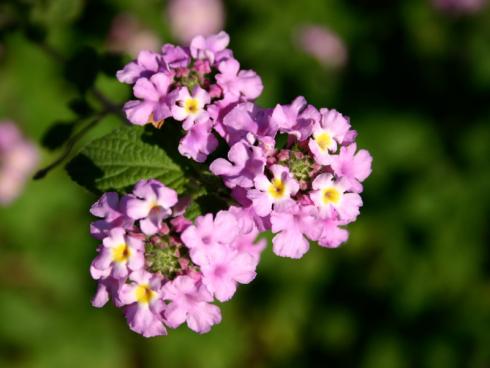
top-left (322, 187), bottom-right (341, 205)
top-left (112, 244), bottom-right (131, 263)
top-left (315, 132), bottom-right (333, 151)
top-left (268, 178), bottom-right (286, 199)
top-left (135, 284), bottom-right (156, 304)
top-left (184, 98), bottom-right (200, 115)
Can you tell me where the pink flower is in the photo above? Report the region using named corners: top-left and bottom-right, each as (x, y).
top-left (106, 14), bottom-right (160, 58)
top-left (331, 143), bottom-right (372, 193)
top-left (310, 174), bottom-right (362, 222)
top-left (198, 246), bottom-right (258, 302)
top-left (220, 102), bottom-right (275, 145)
top-left (270, 96), bottom-right (320, 140)
top-left (123, 72), bottom-right (174, 125)
top-left (294, 25), bottom-right (348, 68)
top-left (190, 31), bottom-right (230, 64)
top-left (210, 138), bottom-right (266, 188)
top-left (227, 206), bottom-right (267, 261)
top-left (116, 50), bottom-right (162, 84)
top-left (126, 179), bottom-right (178, 235)
top-left (433, 0), bottom-right (487, 14)
top-left (247, 165), bottom-right (299, 216)
top-left (270, 201), bottom-right (322, 259)
top-left (90, 228), bottom-right (145, 280)
top-left (317, 219), bottom-right (349, 249)
top-left (167, 0), bottom-right (225, 44)
top-left (0, 122), bottom-right (38, 206)
top-left (216, 58), bottom-right (263, 103)
top-left (92, 278), bottom-right (123, 308)
top-left (308, 108), bottom-right (351, 165)
top-left (161, 44), bottom-right (190, 69)
top-left (171, 86), bottom-right (210, 130)
top-left (89, 192), bottom-right (133, 240)
top-left (162, 275), bottom-right (221, 333)
top-left (181, 211), bottom-right (239, 264)
top-left (178, 119), bottom-right (218, 162)
top-left (119, 270), bottom-right (167, 337)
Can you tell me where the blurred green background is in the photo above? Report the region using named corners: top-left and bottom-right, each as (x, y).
top-left (1, 0), bottom-right (490, 367)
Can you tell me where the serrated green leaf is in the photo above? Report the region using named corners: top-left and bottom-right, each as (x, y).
top-left (66, 125), bottom-right (188, 194)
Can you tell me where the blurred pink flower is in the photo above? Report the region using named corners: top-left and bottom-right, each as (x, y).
top-left (107, 14), bottom-right (160, 57)
top-left (0, 121), bottom-right (38, 205)
top-left (166, 0), bottom-right (225, 44)
top-left (433, 0), bottom-right (487, 13)
top-left (294, 25), bottom-right (348, 69)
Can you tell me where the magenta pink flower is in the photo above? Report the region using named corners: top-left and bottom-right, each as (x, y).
top-left (247, 164), bottom-right (299, 216)
top-left (162, 275), bottom-right (221, 333)
top-left (216, 58), bottom-right (263, 103)
top-left (90, 192), bottom-right (133, 240)
top-left (198, 246), bottom-right (258, 302)
top-left (90, 227), bottom-right (145, 280)
top-left (310, 174), bottom-right (362, 222)
top-left (270, 96), bottom-right (320, 140)
top-left (317, 219), bottom-right (349, 249)
top-left (116, 50), bottom-right (162, 84)
top-left (270, 201), bottom-right (322, 259)
top-left (210, 138), bottom-right (266, 188)
top-left (161, 44), bottom-right (190, 69)
top-left (123, 72), bottom-right (174, 125)
top-left (92, 277), bottom-right (123, 308)
top-left (331, 143), bottom-right (372, 193)
top-left (119, 270), bottom-right (167, 337)
top-left (178, 119), bottom-right (218, 162)
top-left (171, 86), bottom-right (210, 130)
top-left (308, 108), bottom-right (351, 165)
top-left (220, 102), bottom-right (275, 145)
top-left (227, 206), bottom-right (267, 260)
top-left (181, 211), bottom-right (239, 264)
top-left (190, 31), bottom-right (230, 64)
top-left (126, 179), bottom-right (178, 235)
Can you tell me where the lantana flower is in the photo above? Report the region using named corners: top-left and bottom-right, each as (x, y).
top-left (247, 164), bottom-right (299, 216)
top-left (123, 73), bottom-right (174, 125)
top-left (89, 179), bottom-right (264, 338)
top-left (310, 173), bottom-right (362, 222)
top-left (119, 270), bottom-right (167, 337)
top-left (90, 227), bottom-right (145, 280)
top-left (308, 108), bottom-right (351, 165)
top-left (172, 86), bottom-right (210, 130)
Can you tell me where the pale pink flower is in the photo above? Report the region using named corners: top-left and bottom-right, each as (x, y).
top-left (294, 25), bottom-right (347, 68)
top-left (310, 174), bottom-right (362, 222)
top-left (166, 0), bottom-right (225, 44)
top-left (119, 270), bottom-right (167, 337)
top-left (0, 122), bottom-right (38, 205)
top-left (162, 275), bottom-right (222, 333)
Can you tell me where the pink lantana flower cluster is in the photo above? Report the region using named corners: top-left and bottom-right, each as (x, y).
top-left (210, 97), bottom-right (373, 259)
top-left (104, 31), bottom-right (372, 337)
top-left (89, 179), bottom-right (264, 337)
top-left (117, 31), bottom-right (263, 162)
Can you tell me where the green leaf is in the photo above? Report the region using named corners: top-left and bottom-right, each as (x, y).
top-left (65, 125), bottom-right (188, 194)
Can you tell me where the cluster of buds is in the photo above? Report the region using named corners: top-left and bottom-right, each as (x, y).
top-left (89, 179), bottom-right (264, 337)
top-left (117, 31), bottom-right (263, 162)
